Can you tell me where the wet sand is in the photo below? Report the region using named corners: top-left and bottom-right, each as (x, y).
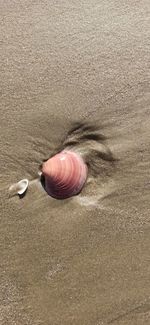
top-left (0, 1), bottom-right (150, 324)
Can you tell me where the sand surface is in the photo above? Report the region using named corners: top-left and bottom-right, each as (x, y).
top-left (0, 1), bottom-right (150, 324)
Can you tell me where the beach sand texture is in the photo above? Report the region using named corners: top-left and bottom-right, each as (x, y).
top-left (0, 1), bottom-right (150, 324)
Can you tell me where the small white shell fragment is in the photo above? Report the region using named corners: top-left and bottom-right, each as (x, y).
top-left (9, 178), bottom-right (29, 197)
top-left (38, 170), bottom-right (42, 177)
top-left (17, 179), bottom-right (29, 195)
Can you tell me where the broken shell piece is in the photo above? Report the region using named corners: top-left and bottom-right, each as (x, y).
top-left (17, 179), bottom-right (29, 195)
top-left (9, 178), bottom-right (29, 197)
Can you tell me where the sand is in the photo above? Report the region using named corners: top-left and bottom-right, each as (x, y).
top-left (0, 1), bottom-right (150, 324)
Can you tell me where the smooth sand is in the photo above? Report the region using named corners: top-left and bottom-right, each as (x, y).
top-left (0, 1), bottom-right (150, 324)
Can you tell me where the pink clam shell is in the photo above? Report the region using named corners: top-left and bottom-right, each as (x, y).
top-left (42, 150), bottom-right (88, 199)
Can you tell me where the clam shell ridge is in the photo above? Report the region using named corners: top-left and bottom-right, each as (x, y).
top-left (42, 150), bottom-right (88, 199)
